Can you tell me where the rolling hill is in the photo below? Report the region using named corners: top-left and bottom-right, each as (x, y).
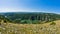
top-left (0, 12), bottom-right (60, 24)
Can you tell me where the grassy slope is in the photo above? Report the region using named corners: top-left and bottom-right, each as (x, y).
top-left (1, 20), bottom-right (60, 34)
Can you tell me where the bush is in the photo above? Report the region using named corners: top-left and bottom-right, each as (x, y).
top-left (20, 20), bottom-right (28, 24)
top-left (4, 20), bottom-right (7, 23)
top-left (26, 20), bottom-right (32, 24)
top-left (13, 19), bottom-right (21, 23)
top-left (50, 21), bottom-right (56, 25)
top-left (32, 20), bottom-right (40, 24)
top-left (20, 20), bottom-right (40, 24)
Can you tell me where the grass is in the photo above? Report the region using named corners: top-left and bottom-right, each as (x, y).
top-left (1, 20), bottom-right (60, 34)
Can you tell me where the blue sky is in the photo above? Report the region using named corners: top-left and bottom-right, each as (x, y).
top-left (0, 0), bottom-right (60, 14)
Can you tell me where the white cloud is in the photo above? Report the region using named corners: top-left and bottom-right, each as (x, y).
top-left (0, 8), bottom-right (28, 12)
top-left (0, 8), bottom-right (57, 14)
top-left (0, 8), bottom-right (48, 13)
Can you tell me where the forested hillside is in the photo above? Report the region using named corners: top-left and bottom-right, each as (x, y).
top-left (0, 12), bottom-right (60, 24)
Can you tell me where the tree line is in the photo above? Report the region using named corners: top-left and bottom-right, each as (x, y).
top-left (0, 13), bottom-right (60, 24)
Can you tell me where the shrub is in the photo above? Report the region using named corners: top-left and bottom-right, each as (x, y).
top-left (50, 21), bottom-right (56, 25)
top-left (20, 20), bottom-right (28, 24)
top-left (4, 20), bottom-right (7, 23)
top-left (32, 20), bottom-right (40, 24)
top-left (26, 20), bottom-right (32, 24)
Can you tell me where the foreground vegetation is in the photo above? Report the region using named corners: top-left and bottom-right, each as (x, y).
top-left (0, 12), bottom-right (60, 34)
top-left (0, 20), bottom-right (60, 34)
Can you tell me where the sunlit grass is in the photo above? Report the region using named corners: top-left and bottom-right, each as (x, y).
top-left (1, 20), bottom-right (60, 34)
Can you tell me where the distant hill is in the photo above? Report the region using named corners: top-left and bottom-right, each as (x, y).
top-left (0, 12), bottom-right (60, 24)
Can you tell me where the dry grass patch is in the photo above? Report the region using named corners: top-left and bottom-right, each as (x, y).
top-left (1, 20), bottom-right (60, 34)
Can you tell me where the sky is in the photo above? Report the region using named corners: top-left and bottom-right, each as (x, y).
top-left (0, 0), bottom-right (60, 14)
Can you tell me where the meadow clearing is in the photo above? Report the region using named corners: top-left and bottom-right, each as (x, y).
top-left (0, 20), bottom-right (60, 34)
